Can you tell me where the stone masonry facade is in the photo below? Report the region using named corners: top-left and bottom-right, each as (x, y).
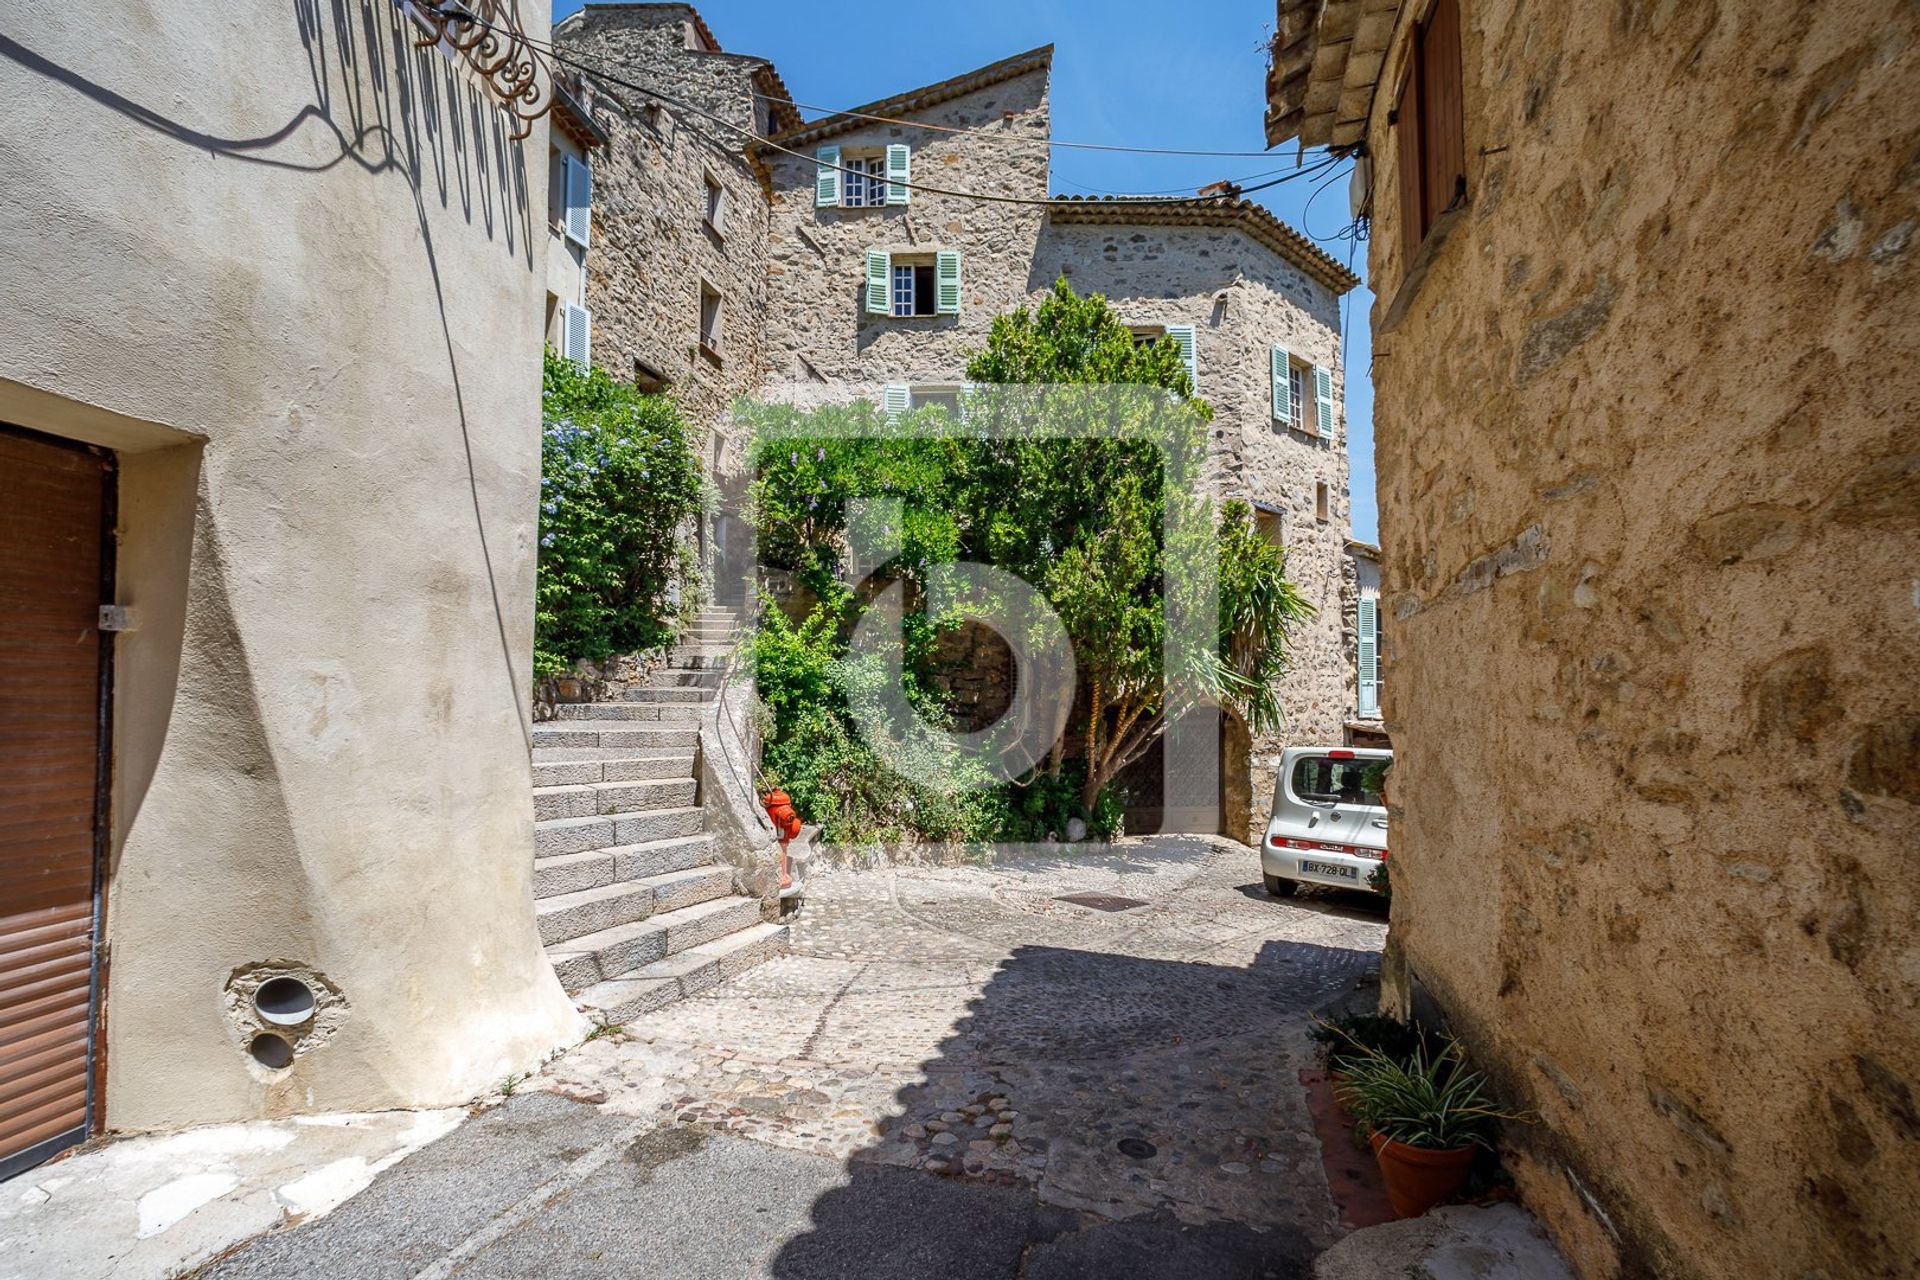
top-left (1272, 1), bottom-right (1920, 1278)
top-left (557, 6), bottom-right (1365, 843)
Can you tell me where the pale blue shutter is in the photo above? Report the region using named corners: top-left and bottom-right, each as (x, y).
top-left (865, 249), bottom-right (891, 315)
top-left (881, 383), bottom-right (911, 421)
top-left (886, 144), bottom-right (911, 205)
top-left (1270, 345), bottom-right (1290, 426)
top-left (1314, 365), bottom-right (1335, 436)
top-left (1166, 324), bottom-right (1198, 391)
top-left (935, 250), bottom-right (962, 314)
top-left (816, 145), bottom-right (841, 206)
top-left (562, 303), bottom-right (591, 367)
top-left (564, 156), bottom-right (592, 247)
top-left (1356, 596), bottom-right (1379, 717)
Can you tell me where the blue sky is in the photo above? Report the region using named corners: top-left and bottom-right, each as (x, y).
top-left (550, 0), bottom-right (1379, 543)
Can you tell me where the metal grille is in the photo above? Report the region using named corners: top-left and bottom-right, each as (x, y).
top-left (0, 428), bottom-right (108, 1179)
top-left (1055, 892), bottom-right (1148, 913)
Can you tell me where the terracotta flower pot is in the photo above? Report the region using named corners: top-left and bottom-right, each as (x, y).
top-left (1369, 1131), bottom-right (1476, 1218)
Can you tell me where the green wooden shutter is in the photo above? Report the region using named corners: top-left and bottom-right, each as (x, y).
top-left (1356, 596), bottom-right (1379, 717)
top-left (1166, 324), bottom-right (1198, 391)
top-left (935, 250), bottom-right (962, 314)
top-left (1270, 345), bottom-right (1290, 426)
top-left (865, 249), bottom-right (891, 315)
top-left (881, 383), bottom-right (911, 420)
top-left (1314, 364), bottom-right (1335, 436)
top-left (886, 144), bottom-right (911, 205)
top-left (816, 145), bottom-right (841, 206)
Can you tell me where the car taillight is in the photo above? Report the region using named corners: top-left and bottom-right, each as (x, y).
top-left (1328, 749), bottom-right (1355, 759)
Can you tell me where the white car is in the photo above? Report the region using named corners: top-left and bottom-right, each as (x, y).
top-left (1261, 746), bottom-right (1391, 896)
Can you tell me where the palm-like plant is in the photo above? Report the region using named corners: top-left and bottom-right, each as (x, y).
top-left (1336, 1038), bottom-right (1526, 1150)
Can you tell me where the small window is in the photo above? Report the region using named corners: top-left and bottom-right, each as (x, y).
top-left (1255, 507), bottom-right (1284, 547)
top-left (547, 147), bottom-right (566, 230)
top-left (911, 386), bottom-right (962, 417)
top-left (698, 283), bottom-right (723, 359)
top-left (1129, 324), bottom-right (1166, 348)
top-left (703, 173), bottom-right (726, 235)
top-left (891, 259), bottom-right (938, 317)
top-left (633, 358), bottom-right (670, 395)
top-left (1315, 481), bottom-right (1331, 523)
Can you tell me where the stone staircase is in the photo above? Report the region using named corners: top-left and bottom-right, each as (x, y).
top-left (530, 605), bottom-right (784, 1023)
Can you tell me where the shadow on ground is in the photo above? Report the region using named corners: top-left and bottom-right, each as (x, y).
top-left (762, 936), bottom-right (1378, 1278)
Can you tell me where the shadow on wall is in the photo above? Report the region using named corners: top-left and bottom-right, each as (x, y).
top-left (765, 936), bottom-right (1381, 1277)
top-left (0, 3), bottom-right (539, 736)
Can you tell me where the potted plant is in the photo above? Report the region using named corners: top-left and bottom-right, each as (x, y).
top-left (1336, 1038), bottom-right (1525, 1218)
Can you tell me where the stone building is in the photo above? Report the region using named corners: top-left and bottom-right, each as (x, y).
top-left (0, 0), bottom-right (580, 1176)
top-left (557, 6), bottom-right (1364, 840)
top-left (1269, 1), bottom-right (1919, 1277)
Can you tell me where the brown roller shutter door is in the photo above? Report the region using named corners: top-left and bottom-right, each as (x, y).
top-left (0, 426), bottom-right (112, 1180)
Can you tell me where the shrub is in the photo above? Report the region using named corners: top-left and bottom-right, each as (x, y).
top-left (536, 351), bottom-right (704, 675)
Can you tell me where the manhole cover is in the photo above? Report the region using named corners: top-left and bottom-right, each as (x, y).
top-left (1116, 1138), bottom-right (1158, 1159)
top-left (1055, 892), bottom-right (1147, 913)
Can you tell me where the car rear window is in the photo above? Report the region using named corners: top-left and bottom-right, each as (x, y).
top-left (1290, 756), bottom-right (1385, 807)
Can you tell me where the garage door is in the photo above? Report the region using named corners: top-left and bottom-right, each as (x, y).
top-left (0, 427), bottom-right (111, 1181)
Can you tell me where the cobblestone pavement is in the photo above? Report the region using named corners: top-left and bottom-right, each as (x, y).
top-left (540, 834), bottom-right (1388, 1252)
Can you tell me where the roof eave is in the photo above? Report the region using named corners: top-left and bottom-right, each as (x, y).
top-left (763, 45), bottom-right (1054, 151)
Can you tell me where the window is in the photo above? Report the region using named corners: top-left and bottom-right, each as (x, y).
top-left (633, 358), bottom-right (670, 395)
top-left (892, 261), bottom-right (937, 317)
top-left (817, 144), bottom-right (910, 208)
top-left (698, 283), bottom-right (723, 359)
top-left (911, 386), bottom-right (963, 417)
top-left (703, 173), bottom-right (726, 234)
top-left (1393, 0), bottom-right (1465, 263)
top-left (1290, 754), bottom-right (1384, 808)
top-left (842, 157), bottom-right (886, 208)
top-left (1254, 506), bottom-right (1284, 547)
top-left (1316, 481), bottom-right (1331, 522)
top-left (1129, 324), bottom-right (1166, 348)
top-left (866, 249), bottom-right (961, 317)
top-left (1136, 324), bottom-right (1198, 389)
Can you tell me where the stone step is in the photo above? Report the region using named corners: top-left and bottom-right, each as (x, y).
top-left (573, 922), bottom-right (788, 1022)
top-left (553, 702), bottom-right (704, 723)
top-left (533, 723), bottom-right (698, 750)
top-left (637, 669), bottom-right (725, 689)
top-left (534, 805), bottom-right (703, 857)
top-left (534, 865), bottom-right (733, 946)
top-left (531, 833), bottom-right (713, 898)
top-left (668, 648), bottom-right (733, 670)
top-left (532, 753), bottom-right (697, 786)
top-left (546, 895), bottom-right (765, 991)
top-left (619, 686), bottom-right (715, 703)
top-left (532, 778), bottom-right (698, 821)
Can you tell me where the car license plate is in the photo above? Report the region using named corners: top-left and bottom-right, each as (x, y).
top-left (1300, 859), bottom-right (1356, 880)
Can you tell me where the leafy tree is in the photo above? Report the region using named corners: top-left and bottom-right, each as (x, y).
top-left (536, 351), bottom-right (705, 675)
top-left (963, 279), bottom-right (1311, 808)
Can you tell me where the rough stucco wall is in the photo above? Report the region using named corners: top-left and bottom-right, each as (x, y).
top-left (761, 69), bottom-right (1052, 387)
top-left (0, 0), bottom-right (580, 1129)
top-left (1362, 2), bottom-right (1920, 1277)
top-left (557, 15), bottom-right (772, 444)
top-left (1037, 223), bottom-right (1354, 840)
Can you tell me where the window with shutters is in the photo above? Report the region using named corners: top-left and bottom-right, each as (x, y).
top-left (1131, 324), bottom-right (1198, 390)
top-left (819, 145), bottom-right (910, 209)
top-left (1392, 0), bottom-right (1465, 265)
top-left (867, 250), bottom-right (961, 318)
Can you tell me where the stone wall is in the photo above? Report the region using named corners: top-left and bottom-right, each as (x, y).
top-left (760, 68), bottom-right (1052, 388)
top-left (1357, 3), bottom-right (1920, 1278)
top-left (556, 20), bottom-right (772, 446)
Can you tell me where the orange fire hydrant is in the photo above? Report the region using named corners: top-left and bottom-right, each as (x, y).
top-left (762, 788), bottom-right (802, 889)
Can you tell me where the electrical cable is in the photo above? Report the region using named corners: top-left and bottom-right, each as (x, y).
top-left (428, 5), bottom-right (1342, 206)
